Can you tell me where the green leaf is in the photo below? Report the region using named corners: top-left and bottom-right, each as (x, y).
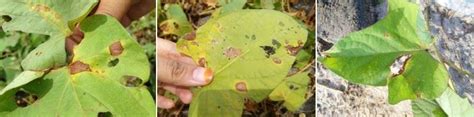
top-left (159, 4), bottom-right (192, 37)
top-left (0, 88), bottom-right (18, 112)
top-left (177, 9), bottom-right (307, 116)
top-left (0, 31), bottom-right (20, 52)
top-left (20, 36), bottom-right (66, 71)
top-left (0, 71), bottom-right (44, 95)
top-left (269, 71), bottom-right (310, 111)
top-left (0, 0), bottom-right (98, 72)
top-left (320, 0), bottom-right (448, 104)
top-left (0, 15), bottom-right (154, 116)
top-left (0, 0), bottom-right (98, 36)
top-left (0, 57), bottom-right (22, 83)
top-left (436, 89), bottom-right (474, 117)
top-left (412, 99), bottom-right (447, 117)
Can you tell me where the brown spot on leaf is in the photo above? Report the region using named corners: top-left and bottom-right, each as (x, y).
top-left (235, 82), bottom-right (247, 92)
top-left (289, 84), bottom-right (299, 90)
top-left (109, 41), bottom-right (123, 56)
top-left (183, 31), bottom-right (196, 41)
top-left (224, 47), bottom-right (241, 59)
top-left (123, 76), bottom-right (142, 87)
top-left (32, 4), bottom-right (61, 20)
top-left (390, 55), bottom-right (412, 77)
top-left (384, 32), bottom-right (390, 39)
top-left (191, 41), bottom-right (199, 46)
top-left (211, 39), bottom-right (219, 45)
top-left (278, 21), bottom-right (285, 26)
top-left (69, 61), bottom-right (91, 74)
top-left (272, 57), bottom-right (282, 64)
top-left (285, 40), bottom-right (304, 56)
top-left (198, 58), bottom-right (207, 67)
top-left (35, 51), bottom-right (42, 56)
top-left (260, 46), bottom-right (275, 58)
top-left (159, 22), bottom-right (170, 32)
top-left (108, 58), bottom-right (119, 67)
top-left (272, 39), bottom-right (281, 48)
top-left (15, 91), bottom-right (38, 107)
top-left (2, 15), bottom-right (12, 22)
top-left (173, 22), bottom-right (179, 29)
top-left (33, 4), bottom-right (51, 12)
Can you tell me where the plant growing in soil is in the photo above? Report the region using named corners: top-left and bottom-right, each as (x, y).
top-left (0, 0), bottom-right (155, 116)
top-left (320, 0), bottom-right (474, 116)
top-left (159, 0), bottom-right (314, 116)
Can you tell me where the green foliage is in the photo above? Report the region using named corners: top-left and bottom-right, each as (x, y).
top-left (176, 1), bottom-right (308, 115)
top-left (436, 89), bottom-right (474, 117)
top-left (0, 0), bottom-right (154, 116)
top-left (412, 99), bottom-right (447, 117)
top-left (320, 0), bottom-right (448, 104)
top-left (412, 89), bottom-right (474, 117)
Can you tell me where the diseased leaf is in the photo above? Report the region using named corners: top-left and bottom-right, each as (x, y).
top-left (20, 37), bottom-right (66, 71)
top-left (320, 0), bottom-right (448, 104)
top-left (0, 0), bottom-right (98, 72)
top-left (436, 89), bottom-right (474, 117)
top-left (0, 0), bottom-right (98, 36)
top-left (177, 9), bottom-right (307, 116)
top-left (159, 4), bottom-right (192, 37)
top-left (0, 15), bottom-right (154, 116)
top-left (269, 71), bottom-right (310, 111)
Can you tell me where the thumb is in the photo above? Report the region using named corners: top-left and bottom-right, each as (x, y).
top-left (94, 0), bottom-right (132, 24)
top-left (158, 55), bottom-right (213, 86)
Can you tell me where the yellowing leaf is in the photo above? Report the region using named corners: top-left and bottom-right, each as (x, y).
top-left (177, 9), bottom-right (307, 116)
top-left (269, 71), bottom-right (310, 111)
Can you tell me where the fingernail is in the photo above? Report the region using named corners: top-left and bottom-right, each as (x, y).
top-left (193, 67), bottom-right (213, 84)
top-left (162, 100), bottom-right (174, 109)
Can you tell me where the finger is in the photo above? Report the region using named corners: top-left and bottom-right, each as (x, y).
top-left (157, 95), bottom-right (175, 109)
top-left (121, 0), bottom-right (156, 26)
top-left (156, 38), bottom-right (195, 65)
top-left (157, 55), bottom-right (213, 86)
top-left (162, 84), bottom-right (193, 104)
top-left (121, 16), bottom-right (132, 27)
top-left (127, 0), bottom-right (156, 21)
top-left (95, 0), bottom-right (133, 24)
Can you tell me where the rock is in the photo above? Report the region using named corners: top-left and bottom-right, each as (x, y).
top-left (423, 0), bottom-right (474, 105)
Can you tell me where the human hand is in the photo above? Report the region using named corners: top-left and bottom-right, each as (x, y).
top-left (66, 0), bottom-right (155, 59)
top-left (157, 38), bottom-right (214, 109)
